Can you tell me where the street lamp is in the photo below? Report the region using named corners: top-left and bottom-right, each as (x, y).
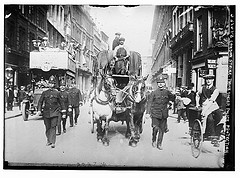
top-left (5, 66), bottom-right (14, 88)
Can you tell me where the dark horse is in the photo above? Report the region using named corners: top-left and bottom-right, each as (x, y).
top-left (128, 75), bottom-right (149, 141)
top-left (97, 50), bottom-right (142, 76)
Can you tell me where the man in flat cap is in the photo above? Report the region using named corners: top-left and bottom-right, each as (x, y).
top-left (145, 77), bottom-right (176, 150)
top-left (37, 76), bottom-right (66, 148)
top-left (112, 32), bottom-right (121, 50)
top-left (196, 74), bottom-right (223, 147)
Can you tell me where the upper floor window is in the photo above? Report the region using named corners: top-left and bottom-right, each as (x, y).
top-left (197, 16), bottom-right (203, 51)
top-left (19, 26), bottom-right (27, 51)
top-left (208, 10), bottom-right (214, 46)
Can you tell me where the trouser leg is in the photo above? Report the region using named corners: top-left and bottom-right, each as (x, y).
top-left (74, 107), bottom-right (80, 124)
top-left (62, 116), bottom-right (67, 131)
top-left (44, 118), bottom-right (51, 144)
top-left (57, 115), bottom-right (61, 134)
top-left (152, 126), bottom-right (159, 142)
top-left (49, 117), bottom-right (58, 144)
top-left (177, 110), bottom-right (181, 122)
top-left (157, 119), bottom-right (167, 146)
top-left (69, 110), bottom-right (73, 126)
top-left (207, 113), bottom-right (215, 136)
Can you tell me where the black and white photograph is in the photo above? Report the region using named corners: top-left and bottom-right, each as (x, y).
top-left (2, 1), bottom-right (235, 171)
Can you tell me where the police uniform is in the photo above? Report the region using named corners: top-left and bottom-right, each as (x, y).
top-left (68, 80), bottom-right (83, 126)
top-left (146, 78), bottom-right (175, 150)
top-left (57, 83), bottom-right (71, 134)
top-left (37, 76), bottom-right (66, 148)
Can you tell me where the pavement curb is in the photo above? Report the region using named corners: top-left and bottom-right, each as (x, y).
top-left (5, 114), bottom-right (22, 120)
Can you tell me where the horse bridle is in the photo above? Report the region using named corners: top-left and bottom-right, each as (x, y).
top-left (130, 80), bottom-right (146, 102)
top-left (94, 76), bottom-right (116, 105)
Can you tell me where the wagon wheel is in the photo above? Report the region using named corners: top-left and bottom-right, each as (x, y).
top-left (191, 119), bottom-right (203, 158)
top-left (22, 102), bottom-right (29, 121)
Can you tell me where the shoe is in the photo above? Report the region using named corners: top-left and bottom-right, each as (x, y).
top-left (157, 144), bottom-right (163, 150)
top-left (46, 142), bottom-right (52, 146)
top-left (56, 132), bottom-right (61, 136)
top-left (70, 125), bottom-right (73, 127)
top-left (63, 129), bottom-right (66, 133)
top-left (165, 128), bottom-right (169, 133)
top-left (51, 144), bottom-right (55, 148)
top-left (152, 142), bottom-right (157, 148)
top-left (75, 122), bottom-right (77, 125)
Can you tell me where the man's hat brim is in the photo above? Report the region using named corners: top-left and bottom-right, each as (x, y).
top-left (203, 74), bottom-right (215, 79)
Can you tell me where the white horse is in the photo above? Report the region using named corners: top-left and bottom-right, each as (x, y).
top-left (88, 74), bottom-right (116, 146)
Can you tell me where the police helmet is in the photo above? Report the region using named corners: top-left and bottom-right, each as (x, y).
top-left (49, 75), bottom-right (56, 84)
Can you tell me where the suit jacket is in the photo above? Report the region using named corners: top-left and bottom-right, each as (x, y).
top-left (37, 88), bottom-right (65, 118)
top-left (147, 88), bottom-right (175, 119)
top-left (68, 87), bottom-right (83, 107)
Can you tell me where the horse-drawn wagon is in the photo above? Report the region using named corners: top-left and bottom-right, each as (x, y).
top-left (89, 49), bottom-right (148, 147)
top-left (21, 48), bottom-right (76, 121)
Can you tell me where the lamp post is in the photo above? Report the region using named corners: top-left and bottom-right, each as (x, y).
top-left (5, 66), bottom-right (14, 88)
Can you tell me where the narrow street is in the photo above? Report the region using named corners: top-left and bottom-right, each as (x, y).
top-left (4, 103), bottom-right (224, 168)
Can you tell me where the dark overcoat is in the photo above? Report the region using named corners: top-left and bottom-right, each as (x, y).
top-left (147, 88), bottom-right (175, 119)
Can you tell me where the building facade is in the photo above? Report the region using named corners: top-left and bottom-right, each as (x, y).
top-left (150, 6), bottom-right (174, 90)
top-left (191, 6), bottom-right (229, 109)
top-left (5, 5), bottom-right (48, 88)
top-left (170, 6), bottom-right (194, 88)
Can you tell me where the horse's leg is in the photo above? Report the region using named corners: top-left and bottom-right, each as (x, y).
top-left (96, 118), bottom-right (103, 142)
top-left (134, 114), bottom-right (140, 141)
top-left (125, 119), bottom-right (131, 139)
top-left (102, 118), bottom-right (110, 146)
top-left (128, 110), bottom-right (138, 147)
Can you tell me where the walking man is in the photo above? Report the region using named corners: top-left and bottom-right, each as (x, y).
top-left (145, 77), bottom-right (175, 150)
top-left (37, 76), bottom-right (66, 148)
top-left (68, 79), bottom-right (83, 127)
top-left (57, 82), bottom-right (70, 134)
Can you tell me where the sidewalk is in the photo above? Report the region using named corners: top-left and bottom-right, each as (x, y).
top-left (4, 106), bottom-right (22, 120)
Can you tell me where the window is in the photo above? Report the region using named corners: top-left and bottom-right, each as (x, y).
top-left (38, 9), bottom-right (45, 30)
top-left (208, 10), bottom-right (213, 46)
top-left (29, 32), bottom-right (35, 51)
top-left (197, 16), bottom-right (203, 50)
top-left (19, 26), bottom-right (27, 51)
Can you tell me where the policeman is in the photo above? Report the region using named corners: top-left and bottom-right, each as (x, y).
top-left (37, 76), bottom-right (66, 148)
top-left (112, 32), bottom-right (121, 50)
top-left (57, 81), bottom-right (71, 135)
top-left (145, 77), bottom-right (175, 150)
top-left (196, 74), bottom-right (222, 146)
top-left (68, 79), bottom-right (83, 126)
